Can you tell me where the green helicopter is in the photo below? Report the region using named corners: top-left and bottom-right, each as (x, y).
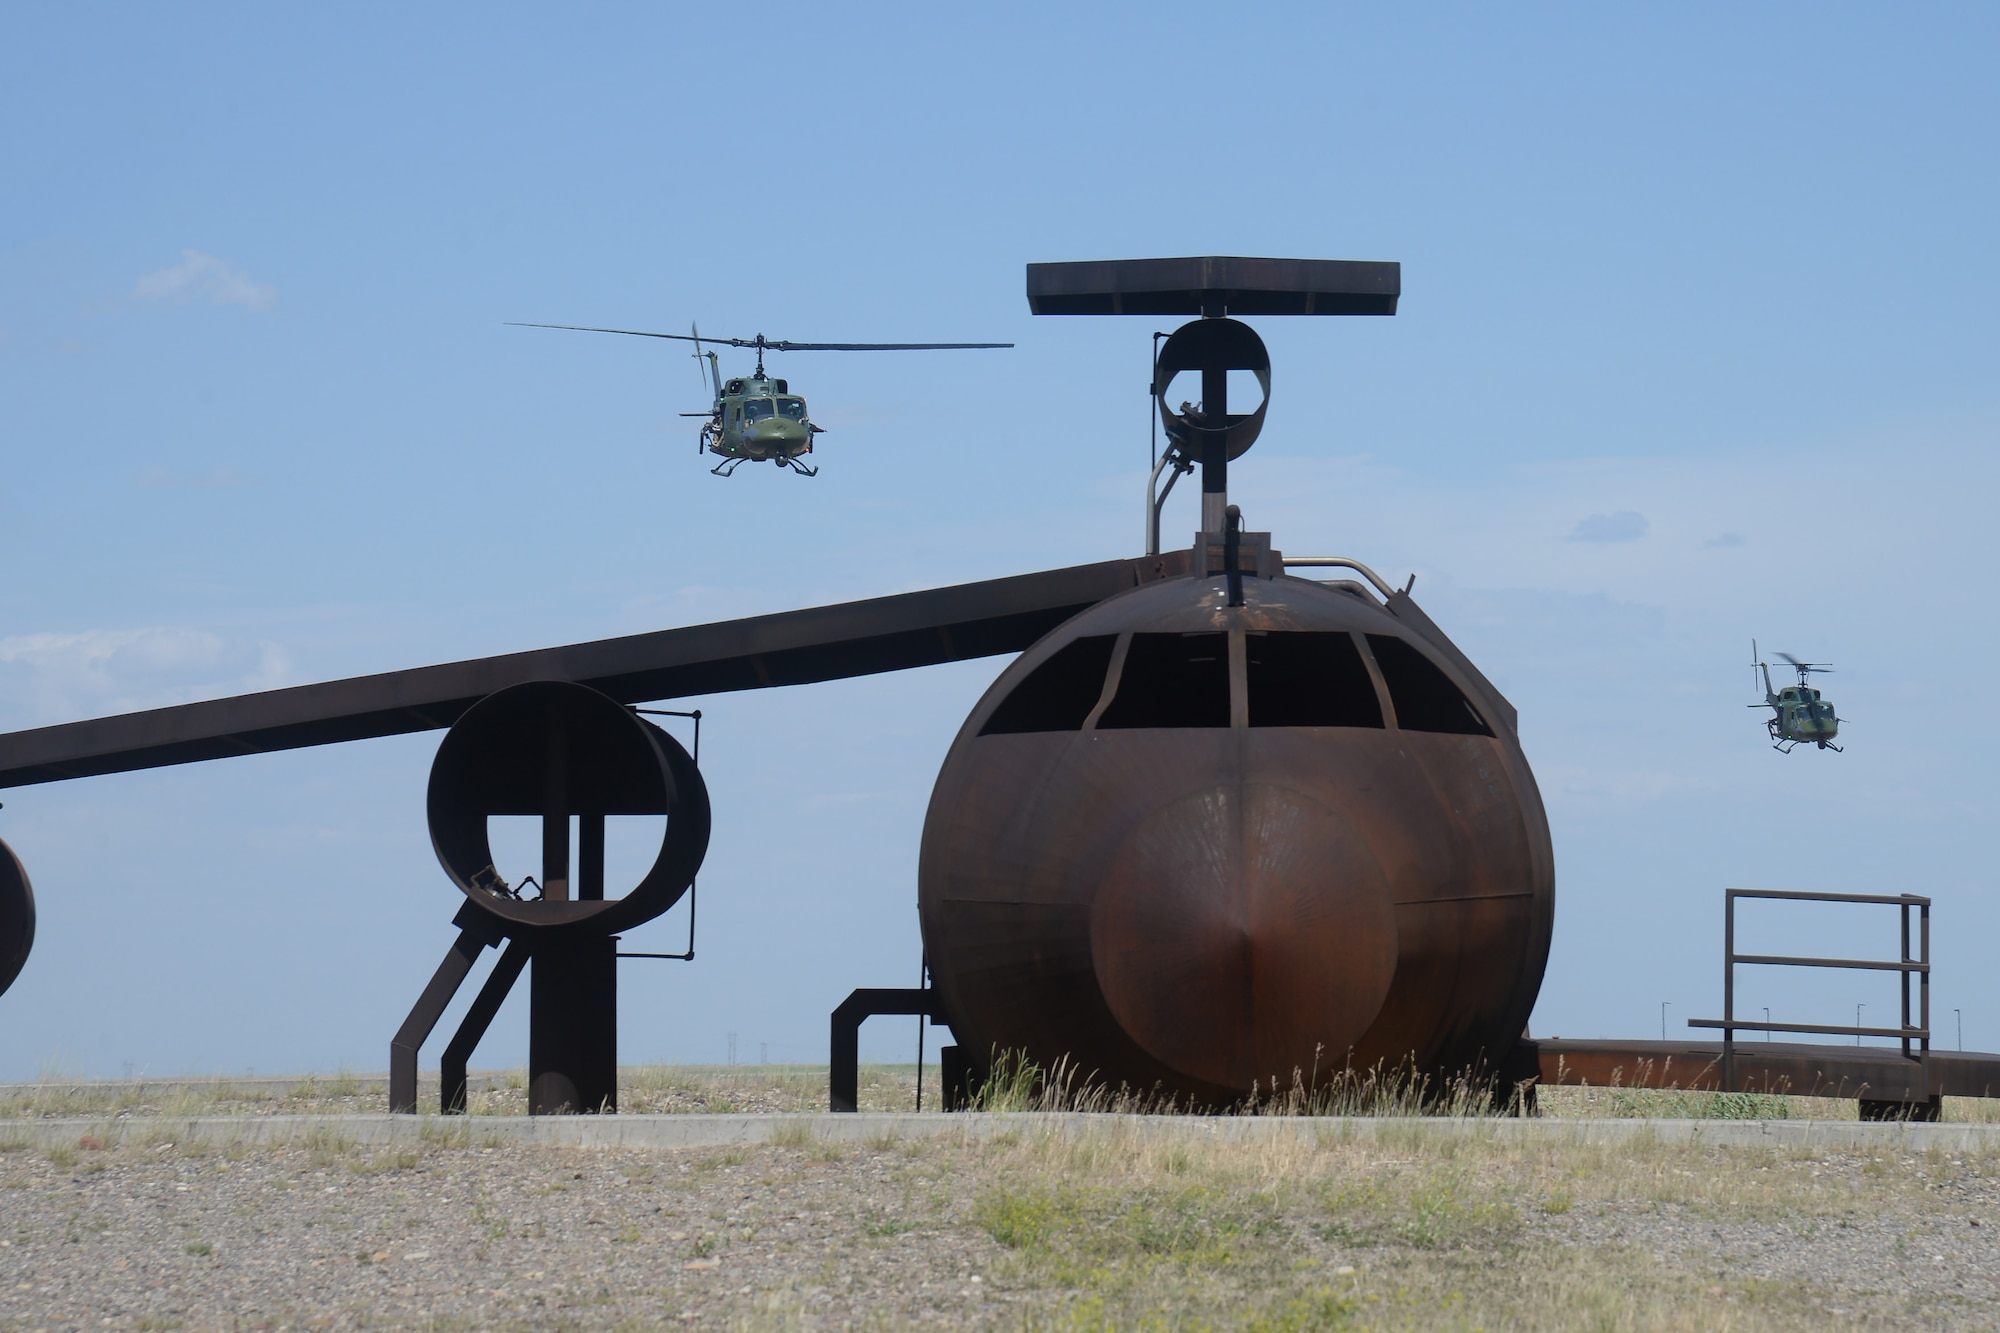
top-left (511, 322), bottom-right (1010, 476)
top-left (1751, 641), bottom-right (1843, 752)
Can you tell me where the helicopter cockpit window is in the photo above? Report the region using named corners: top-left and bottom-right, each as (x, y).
top-left (980, 636), bottom-right (1117, 735)
top-left (743, 399), bottom-right (776, 423)
top-left (1097, 633), bottom-right (1230, 730)
top-left (1365, 635), bottom-right (1493, 736)
top-left (777, 398), bottom-right (808, 421)
top-left (1247, 632), bottom-right (1384, 728)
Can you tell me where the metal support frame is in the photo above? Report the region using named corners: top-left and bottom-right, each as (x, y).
top-left (829, 987), bottom-right (945, 1113)
top-left (1690, 888), bottom-right (1931, 1107)
top-left (529, 934), bottom-right (619, 1114)
top-left (389, 902), bottom-right (503, 1113)
top-left (1222, 505), bottom-right (1244, 607)
top-left (938, 1043), bottom-right (981, 1111)
top-left (1199, 337), bottom-right (1229, 534)
top-left (617, 708), bottom-right (704, 963)
top-left (440, 938), bottom-right (530, 1113)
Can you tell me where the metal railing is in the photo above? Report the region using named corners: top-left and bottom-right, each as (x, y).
top-left (1689, 888), bottom-right (1930, 1090)
top-left (1280, 556), bottom-right (1402, 600)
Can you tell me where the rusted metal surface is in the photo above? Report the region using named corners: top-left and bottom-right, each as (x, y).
top-left (0, 837), bottom-right (33, 998)
top-left (427, 681), bottom-right (709, 937)
top-left (919, 561), bottom-right (1554, 1105)
top-left (0, 553), bottom-right (1193, 789)
top-left (1026, 257), bottom-right (1400, 316)
top-left (395, 681), bottom-right (713, 1115)
top-left (1154, 317), bottom-right (1271, 464)
top-left (1531, 1036), bottom-right (2000, 1108)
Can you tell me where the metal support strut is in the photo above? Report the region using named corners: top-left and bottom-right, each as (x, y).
top-left (440, 938), bottom-right (531, 1114)
top-left (389, 902), bottom-right (504, 1114)
top-left (829, 988), bottom-right (946, 1113)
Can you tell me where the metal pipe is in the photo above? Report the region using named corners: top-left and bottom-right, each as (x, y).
top-left (1689, 1017), bottom-right (1927, 1039)
top-left (1281, 557), bottom-right (1400, 601)
top-left (1145, 449), bottom-right (1189, 557)
top-left (1733, 953), bottom-right (1930, 973)
top-left (1727, 888), bottom-right (1932, 907)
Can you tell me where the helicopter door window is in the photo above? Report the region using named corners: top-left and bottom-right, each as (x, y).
top-left (743, 399), bottom-right (776, 423)
top-left (777, 398), bottom-right (808, 421)
top-left (1246, 632), bottom-right (1385, 728)
top-left (1097, 633), bottom-right (1230, 730)
top-left (979, 636), bottom-right (1118, 735)
top-left (1364, 635), bottom-right (1493, 737)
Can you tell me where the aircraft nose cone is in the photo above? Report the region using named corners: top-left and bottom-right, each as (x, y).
top-left (1090, 783), bottom-right (1397, 1091)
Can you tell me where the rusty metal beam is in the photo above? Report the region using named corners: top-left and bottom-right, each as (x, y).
top-left (1530, 1037), bottom-right (2000, 1104)
top-left (0, 552), bottom-right (1192, 789)
top-left (1026, 256), bottom-right (1400, 317)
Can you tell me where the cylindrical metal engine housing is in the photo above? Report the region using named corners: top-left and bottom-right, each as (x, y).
top-left (919, 570), bottom-right (1553, 1103)
top-left (0, 836), bottom-right (32, 1000)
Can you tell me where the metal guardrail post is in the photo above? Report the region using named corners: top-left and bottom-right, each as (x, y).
top-left (1693, 889), bottom-right (1933, 1102)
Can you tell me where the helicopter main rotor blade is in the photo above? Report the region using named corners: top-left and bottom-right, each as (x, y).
top-left (1775, 657), bottom-right (1833, 676)
top-left (508, 324), bottom-right (1011, 353)
top-left (763, 340), bottom-right (1013, 352)
top-left (506, 322), bottom-right (762, 348)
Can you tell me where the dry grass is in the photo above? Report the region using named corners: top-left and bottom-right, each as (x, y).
top-left (929, 1116), bottom-right (1994, 1329)
top-left (10, 1060), bottom-right (2000, 1126)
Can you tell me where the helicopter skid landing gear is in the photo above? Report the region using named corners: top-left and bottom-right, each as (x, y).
top-left (711, 455), bottom-right (749, 477)
top-left (777, 456), bottom-right (819, 477)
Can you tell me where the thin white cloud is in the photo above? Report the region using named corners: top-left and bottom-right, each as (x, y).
top-left (0, 627), bottom-right (294, 725)
top-left (1568, 510), bottom-right (1650, 543)
top-left (130, 251), bottom-right (277, 311)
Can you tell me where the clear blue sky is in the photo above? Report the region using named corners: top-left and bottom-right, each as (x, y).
top-left (3, 5), bottom-right (1996, 1078)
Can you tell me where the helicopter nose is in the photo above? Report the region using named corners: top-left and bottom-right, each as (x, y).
top-left (750, 421), bottom-right (807, 444)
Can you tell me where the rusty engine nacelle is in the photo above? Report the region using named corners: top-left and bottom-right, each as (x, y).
top-left (918, 564), bottom-right (1553, 1104)
top-left (0, 837), bottom-right (34, 1001)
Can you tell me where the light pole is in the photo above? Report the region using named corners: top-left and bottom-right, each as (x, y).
top-left (1764, 1007), bottom-right (1771, 1043)
top-left (1856, 1004), bottom-right (1864, 1047)
top-left (1957, 1008), bottom-right (1964, 1051)
top-left (1661, 1001), bottom-right (1670, 1042)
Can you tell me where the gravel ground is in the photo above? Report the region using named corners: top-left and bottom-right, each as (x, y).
top-left (3, 1113), bottom-right (1999, 1330)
